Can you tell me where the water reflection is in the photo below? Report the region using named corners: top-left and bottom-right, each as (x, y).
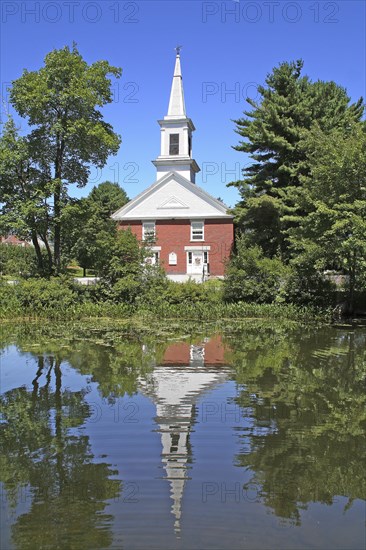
top-left (139, 335), bottom-right (230, 534)
top-left (0, 354), bottom-right (121, 549)
top-left (0, 321), bottom-right (365, 549)
top-left (231, 326), bottom-right (366, 524)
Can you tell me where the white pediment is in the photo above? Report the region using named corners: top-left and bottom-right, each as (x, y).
top-left (158, 196), bottom-right (189, 209)
top-left (111, 172), bottom-right (233, 220)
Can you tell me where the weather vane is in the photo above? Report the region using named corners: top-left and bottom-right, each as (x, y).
top-left (175, 45), bottom-right (182, 55)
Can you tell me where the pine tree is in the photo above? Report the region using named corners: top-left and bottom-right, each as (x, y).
top-left (231, 60), bottom-right (364, 257)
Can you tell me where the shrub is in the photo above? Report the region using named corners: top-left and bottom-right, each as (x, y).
top-left (162, 279), bottom-right (205, 305)
top-left (0, 281), bottom-right (21, 317)
top-left (0, 244), bottom-right (39, 277)
top-left (224, 239), bottom-right (290, 304)
top-left (111, 275), bottom-right (143, 304)
top-left (282, 258), bottom-right (336, 307)
top-left (10, 278), bottom-right (79, 313)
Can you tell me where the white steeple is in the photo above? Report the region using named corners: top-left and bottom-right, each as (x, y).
top-left (166, 48), bottom-right (186, 119)
top-left (152, 49), bottom-right (200, 183)
top-left (138, 340), bottom-right (229, 536)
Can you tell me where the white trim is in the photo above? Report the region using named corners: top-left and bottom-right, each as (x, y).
top-left (191, 220), bottom-right (204, 241)
top-left (116, 214), bottom-right (232, 221)
top-left (184, 246), bottom-right (210, 251)
top-left (186, 250), bottom-right (209, 276)
top-left (149, 246), bottom-right (161, 251)
top-left (158, 117), bottom-right (196, 131)
top-left (142, 220), bottom-right (156, 240)
top-left (157, 196), bottom-right (189, 209)
top-left (111, 171), bottom-right (233, 220)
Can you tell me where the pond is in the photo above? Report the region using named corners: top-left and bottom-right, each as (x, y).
top-left (1, 320), bottom-right (365, 549)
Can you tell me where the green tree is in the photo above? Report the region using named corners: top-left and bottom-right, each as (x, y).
top-left (288, 124), bottom-right (366, 310)
top-left (0, 117), bottom-right (53, 273)
top-left (93, 227), bottom-right (167, 304)
top-left (6, 44), bottom-right (121, 273)
top-left (230, 60), bottom-right (364, 256)
top-left (97, 229), bottom-right (145, 285)
top-left (224, 236), bottom-right (290, 303)
top-left (88, 180), bottom-right (129, 218)
top-left (62, 181), bottom-right (129, 276)
top-left (0, 243), bottom-right (39, 278)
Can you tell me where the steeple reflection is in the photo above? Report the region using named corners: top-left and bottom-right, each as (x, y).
top-left (139, 335), bottom-right (230, 534)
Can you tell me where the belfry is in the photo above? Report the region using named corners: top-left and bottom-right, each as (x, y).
top-left (152, 48), bottom-right (200, 183)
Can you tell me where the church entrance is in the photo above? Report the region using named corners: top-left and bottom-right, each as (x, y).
top-left (187, 251), bottom-right (209, 276)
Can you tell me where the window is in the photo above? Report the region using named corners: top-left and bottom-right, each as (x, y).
top-left (188, 252), bottom-right (192, 265)
top-left (145, 251), bottom-right (159, 266)
top-left (143, 221), bottom-right (156, 241)
top-left (191, 221), bottom-right (204, 241)
top-left (169, 133), bottom-right (179, 155)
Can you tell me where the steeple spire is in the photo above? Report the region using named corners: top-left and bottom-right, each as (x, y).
top-left (166, 47), bottom-right (186, 119)
top-left (152, 49), bottom-right (200, 183)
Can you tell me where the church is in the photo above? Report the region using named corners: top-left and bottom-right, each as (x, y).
top-left (112, 50), bottom-right (234, 282)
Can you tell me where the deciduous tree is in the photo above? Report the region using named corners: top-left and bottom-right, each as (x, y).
top-left (6, 44), bottom-right (121, 272)
top-left (289, 124), bottom-right (366, 310)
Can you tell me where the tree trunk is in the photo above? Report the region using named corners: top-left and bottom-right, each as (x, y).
top-left (83, 266), bottom-right (86, 277)
top-left (41, 234), bottom-right (53, 274)
top-left (31, 231), bottom-right (44, 273)
top-left (54, 135), bottom-right (65, 274)
top-left (53, 180), bottom-right (61, 273)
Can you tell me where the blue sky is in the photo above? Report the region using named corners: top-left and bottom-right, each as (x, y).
top-left (1, 0), bottom-right (365, 206)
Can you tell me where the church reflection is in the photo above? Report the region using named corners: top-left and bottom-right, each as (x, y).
top-left (138, 335), bottom-right (230, 535)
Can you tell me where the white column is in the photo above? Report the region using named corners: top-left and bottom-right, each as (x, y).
top-left (161, 128), bottom-right (167, 156)
top-left (182, 127), bottom-right (189, 156)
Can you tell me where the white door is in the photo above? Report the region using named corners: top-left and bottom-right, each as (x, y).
top-left (187, 252), bottom-right (204, 275)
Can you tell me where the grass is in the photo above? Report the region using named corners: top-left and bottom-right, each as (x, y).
top-left (66, 266), bottom-right (96, 277)
top-left (0, 300), bottom-right (332, 325)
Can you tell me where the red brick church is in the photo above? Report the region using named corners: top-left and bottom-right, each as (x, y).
top-left (112, 50), bottom-right (234, 282)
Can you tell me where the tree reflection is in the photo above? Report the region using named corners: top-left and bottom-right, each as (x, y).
top-left (230, 326), bottom-right (366, 524)
top-left (2, 319), bottom-right (366, 536)
top-left (0, 321), bottom-right (216, 401)
top-left (0, 354), bottom-right (121, 549)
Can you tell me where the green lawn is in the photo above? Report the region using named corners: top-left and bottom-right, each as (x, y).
top-left (66, 266), bottom-right (96, 277)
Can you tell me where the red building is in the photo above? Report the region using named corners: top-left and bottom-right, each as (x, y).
top-left (112, 50), bottom-right (234, 282)
top-left (0, 235), bottom-right (30, 247)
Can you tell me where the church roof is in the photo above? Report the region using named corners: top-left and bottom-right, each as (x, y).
top-left (111, 171), bottom-right (233, 220)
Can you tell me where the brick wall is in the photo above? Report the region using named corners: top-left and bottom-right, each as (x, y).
top-left (118, 218), bottom-right (233, 277)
